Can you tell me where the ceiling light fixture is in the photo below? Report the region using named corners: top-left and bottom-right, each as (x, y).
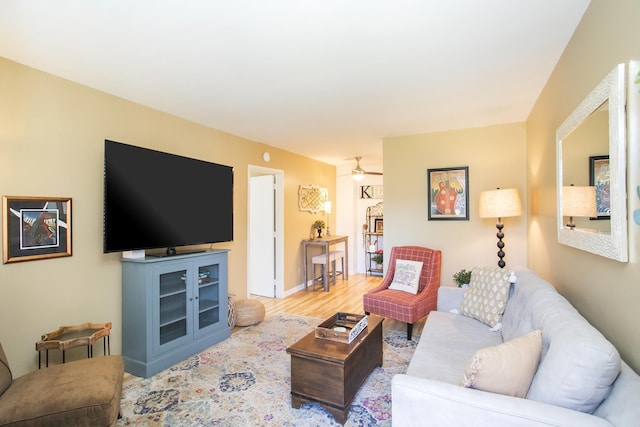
top-left (351, 156), bottom-right (382, 181)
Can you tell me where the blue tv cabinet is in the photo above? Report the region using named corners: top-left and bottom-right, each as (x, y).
top-left (121, 250), bottom-right (230, 378)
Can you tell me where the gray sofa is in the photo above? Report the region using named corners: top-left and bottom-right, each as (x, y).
top-left (392, 268), bottom-right (640, 426)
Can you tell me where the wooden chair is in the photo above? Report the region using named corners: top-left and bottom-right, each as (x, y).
top-left (363, 246), bottom-right (441, 340)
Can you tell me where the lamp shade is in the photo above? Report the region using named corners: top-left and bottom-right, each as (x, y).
top-left (478, 188), bottom-right (522, 219)
top-left (324, 201), bottom-right (332, 214)
top-left (562, 186), bottom-right (597, 217)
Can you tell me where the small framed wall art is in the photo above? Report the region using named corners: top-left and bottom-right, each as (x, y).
top-left (427, 166), bottom-right (469, 220)
top-left (2, 196), bottom-right (72, 263)
top-left (298, 185), bottom-right (328, 213)
top-left (589, 155), bottom-right (610, 219)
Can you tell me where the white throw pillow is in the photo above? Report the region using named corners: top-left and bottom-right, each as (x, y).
top-left (459, 266), bottom-right (512, 327)
top-left (388, 259), bottom-right (423, 294)
top-left (461, 329), bottom-right (542, 398)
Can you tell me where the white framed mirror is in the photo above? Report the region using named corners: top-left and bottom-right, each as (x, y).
top-left (556, 63), bottom-right (628, 262)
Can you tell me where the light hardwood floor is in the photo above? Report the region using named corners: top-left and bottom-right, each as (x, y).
top-left (248, 273), bottom-right (426, 336)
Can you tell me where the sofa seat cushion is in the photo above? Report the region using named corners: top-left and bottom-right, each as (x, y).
top-left (0, 355), bottom-right (124, 427)
top-left (407, 311), bottom-right (503, 384)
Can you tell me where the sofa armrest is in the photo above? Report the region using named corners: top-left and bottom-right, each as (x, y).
top-left (437, 286), bottom-right (466, 312)
top-left (392, 374), bottom-right (612, 427)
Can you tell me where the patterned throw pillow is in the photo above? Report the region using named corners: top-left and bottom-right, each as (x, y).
top-left (459, 266), bottom-right (512, 327)
top-left (388, 259), bottom-right (424, 294)
top-left (461, 330), bottom-right (542, 398)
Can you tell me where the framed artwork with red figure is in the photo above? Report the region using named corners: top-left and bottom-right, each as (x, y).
top-left (427, 166), bottom-right (469, 221)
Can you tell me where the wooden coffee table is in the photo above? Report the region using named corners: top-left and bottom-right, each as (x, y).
top-left (286, 314), bottom-right (383, 424)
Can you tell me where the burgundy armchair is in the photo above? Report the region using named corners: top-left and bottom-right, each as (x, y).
top-left (363, 246), bottom-right (442, 340)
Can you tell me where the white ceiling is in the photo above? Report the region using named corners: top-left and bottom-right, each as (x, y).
top-left (0, 1), bottom-right (590, 167)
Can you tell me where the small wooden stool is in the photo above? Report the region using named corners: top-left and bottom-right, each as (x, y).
top-left (330, 250), bottom-right (345, 282)
top-left (311, 252), bottom-right (338, 291)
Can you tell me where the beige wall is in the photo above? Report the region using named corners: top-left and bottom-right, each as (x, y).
top-left (383, 123), bottom-right (528, 285)
top-left (527, 0), bottom-right (640, 371)
top-left (0, 57), bottom-right (335, 376)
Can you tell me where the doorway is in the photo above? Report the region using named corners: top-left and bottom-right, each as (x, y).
top-left (247, 165), bottom-right (284, 298)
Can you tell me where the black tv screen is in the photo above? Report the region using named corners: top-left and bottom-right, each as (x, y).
top-left (103, 140), bottom-right (233, 254)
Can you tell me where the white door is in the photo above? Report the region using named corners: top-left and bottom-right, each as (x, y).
top-left (249, 174), bottom-right (275, 297)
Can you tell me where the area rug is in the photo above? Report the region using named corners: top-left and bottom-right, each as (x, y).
top-left (117, 313), bottom-right (418, 426)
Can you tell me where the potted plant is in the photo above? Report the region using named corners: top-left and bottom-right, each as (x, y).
top-left (371, 251), bottom-right (383, 269)
top-left (453, 269), bottom-right (472, 288)
top-left (312, 220), bottom-right (325, 238)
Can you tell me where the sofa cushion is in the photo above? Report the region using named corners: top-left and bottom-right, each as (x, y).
top-left (502, 269), bottom-right (621, 414)
top-left (461, 329), bottom-right (542, 398)
top-left (388, 259), bottom-right (423, 294)
top-left (407, 311), bottom-right (503, 385)
top-left (459, 266), bottom-right (511, 327)
top-left (0, 343), bottom-right (12, 397)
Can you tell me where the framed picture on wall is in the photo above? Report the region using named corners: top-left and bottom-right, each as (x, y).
top-left (427, 166), bottom-right (469, 220)
top-left (589, 155), bottom-right (610, 219)
top-left (2, 196), bottom-right (72, 263)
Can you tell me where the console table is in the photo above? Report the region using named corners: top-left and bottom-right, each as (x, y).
top-left (302, 235), bottom-right (349, 291)
top-left (35, 322), bottom-right (111, 368)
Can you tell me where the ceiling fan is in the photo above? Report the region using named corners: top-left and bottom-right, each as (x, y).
top-left (351, 156), bottom-right (382, 181)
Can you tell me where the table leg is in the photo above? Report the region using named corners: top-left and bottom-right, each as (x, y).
top-left (323, 243), bottom-right (329, 291)
top-left (344, 237), bottom-right (349, 280)
top-left (303, 243), bottom-right (308, 290)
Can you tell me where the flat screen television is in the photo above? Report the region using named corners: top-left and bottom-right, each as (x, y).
top-left (103, 140), bottom-right (233, 255)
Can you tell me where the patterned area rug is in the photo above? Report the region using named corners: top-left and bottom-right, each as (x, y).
top-left (117, 313), bottom-right (418, 426)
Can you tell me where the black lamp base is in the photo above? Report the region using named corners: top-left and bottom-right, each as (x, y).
top-left (495, 220), bottom-right (506, 269)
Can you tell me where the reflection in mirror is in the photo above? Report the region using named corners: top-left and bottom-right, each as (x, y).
top-left (561, 100), bottom-right (610, 233)
top-left (557, 63), bottom-right (628, 262)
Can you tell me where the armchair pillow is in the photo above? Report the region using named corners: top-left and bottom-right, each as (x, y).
top-left (461, 329), bottom-right (542, 398)
top-left (459, 266), bottom-right (512, 327)
top-left (388, 259), bottom-right (424, 294)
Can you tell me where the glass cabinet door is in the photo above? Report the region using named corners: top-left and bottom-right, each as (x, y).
top-left (196, 263), bottom-right (220, 335)
top-left (154, 267), bottom-right (191, 353)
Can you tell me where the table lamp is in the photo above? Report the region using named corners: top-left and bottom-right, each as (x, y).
top-left (324, 201), bottom-right (332, 236)
top-left (562, 185), bottom-right (597, 229)
top-left (479, 188), bottom-right (522, 268)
